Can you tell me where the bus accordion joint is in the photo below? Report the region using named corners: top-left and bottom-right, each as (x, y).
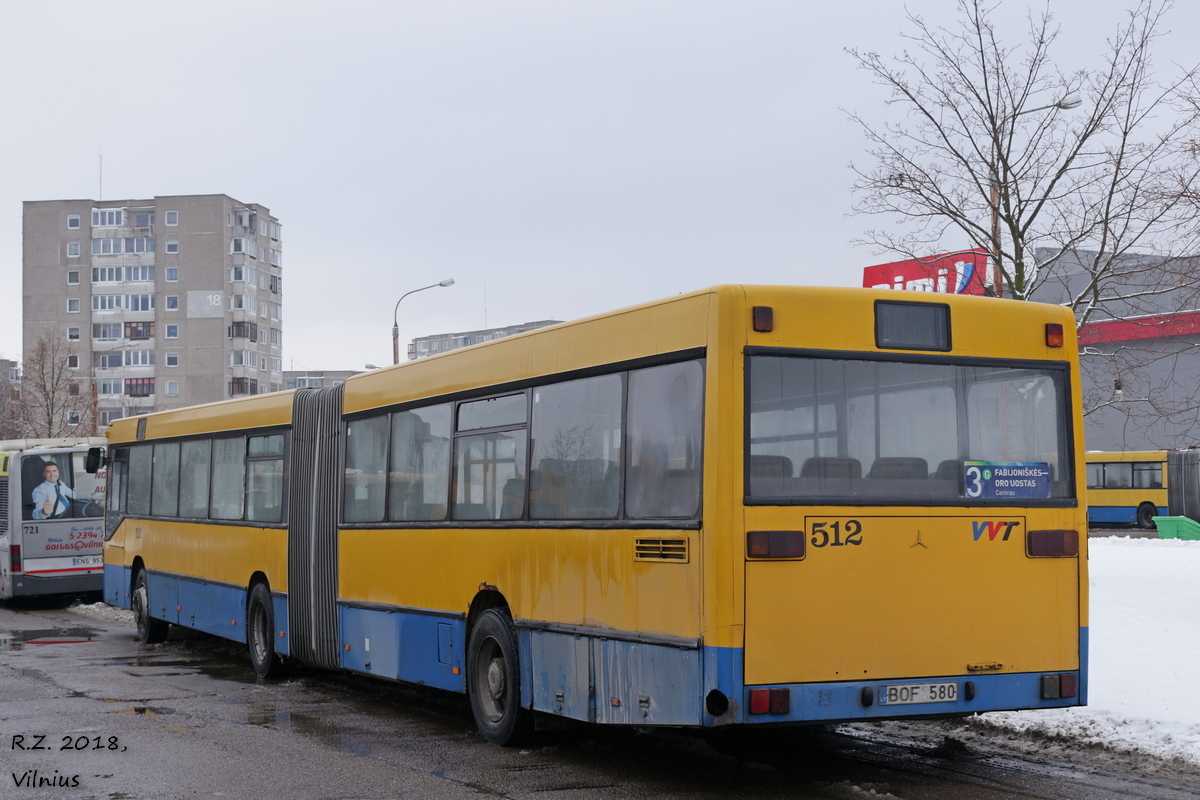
top-left (1026, 529), bottom-right (1080, 557)
top-left (746, 530), bottom-right (804, 559)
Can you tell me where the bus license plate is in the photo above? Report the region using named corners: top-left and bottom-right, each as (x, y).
top-left (72, 555), bottom-right (102, 567)
top-left (879, 682), bottom-right (958, 705)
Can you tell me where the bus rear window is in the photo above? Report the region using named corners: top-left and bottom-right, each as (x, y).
top-left (746, 355), bottom-right (1073, 503)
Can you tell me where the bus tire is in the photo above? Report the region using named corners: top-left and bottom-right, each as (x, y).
top-left (247, 583), bottom-right (284, 679)
top-left (467, 608), bottom-right (530, 746)
top-left (1136, 502), bottom-right (1157, 529)
top-left (132, 570), bottom-right (169, 644)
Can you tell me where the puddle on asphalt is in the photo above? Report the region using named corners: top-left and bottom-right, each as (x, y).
top-left (0, 628), bottom-right (99, 651)
top-left (100, 654), bottom-right (261, 685)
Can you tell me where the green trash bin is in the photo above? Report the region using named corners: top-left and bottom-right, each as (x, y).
top-left (1151, 516), bottom-right (1200, 540)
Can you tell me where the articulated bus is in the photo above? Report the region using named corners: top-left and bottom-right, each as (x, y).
top-left (1085, 450), bottom-right (1168, 528)
top-left (1, 438), bottom-right (107, 599)
top-left (101, 286), bottom-right (1087, 743)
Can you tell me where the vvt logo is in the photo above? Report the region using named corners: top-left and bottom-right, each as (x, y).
top-left (972, 520), bottom-right (1020, 541)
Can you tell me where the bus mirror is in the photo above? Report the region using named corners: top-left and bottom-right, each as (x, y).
top-left (85, 447), bottom-right (106, 474)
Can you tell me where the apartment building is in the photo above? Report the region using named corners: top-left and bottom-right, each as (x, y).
top-left (22, 195), bottom-right (283, 429)
top-left (408, 320), bottom-right (560, 361)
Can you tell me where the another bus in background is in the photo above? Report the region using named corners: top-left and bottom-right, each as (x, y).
top-left (1, 438), bottom-right (107, 599)
top-left (1084, 450), bottom-right (1168, 529)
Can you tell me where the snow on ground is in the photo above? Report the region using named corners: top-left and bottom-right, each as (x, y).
top-left (969, 537), bottom-right (1200, 766)
top-left (70, 538), bottom-right (1200, 765)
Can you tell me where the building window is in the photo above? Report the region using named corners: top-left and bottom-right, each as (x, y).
top-left (270, 357), bottom-right (282, 372)
top-left (93, 323), bottom-right (121, 339)
top-left (100, 410), bottom-right (123, 425)
top-left (165, 324), bottom-right (179, 339)
top-left (165, 211), bottom-right (178, 226)
top-left (230, 377), bottom-right (258, 396)
top-left (96, 354), bottom-right (122, 369)
top-left (258, 301), bottom-right (268, 318)
top-left (91, 237), bottom-right (154, 255)
top-left (67, 355), bottom-right (79, 369)
top-left (125, 321), bottom-right (155, 339)
top-left (125, 294), bottom-right (154, 312)
top-left (125, 265), bottom-right (155, 282)
top-left (68, 411), bottom-right (82, 425)
top-left (67, 214), bottom-right (80, 229)
top-left (165, 267), bottom-right (178, 282)
top-left (270, 302), bottom-right (281, 321)
top-left (67, 270), bottom-right (79, 285)
top-left (67, 242), bottom-right (80, 258)
top-left (165, 352), bottom-right (179, 367)
top-left (92, 209), bottom-right (122, 227)
top-left (68, 298), bottom-right (80, 313)
top-left (124, 350), bottom-right (155, 367)
top-left (99, 379), bottom-right (121, 395)
top-left (166, 240), bottom-right (179, 254)
top-left (229, 294), bottom-right (245, 310)
top-left (166, 295), bottom-right (179, 311)
top-left (67, 327), bottom-right (79, 341)
top-left (125, 378), bottom-right (155, 397)
top-left (166, 380), bottom-right (179, 396)
top-left (228, 321), bottom-right (258, 340)
top-left (92, 295), bottom-right (121, 312)
top-left (270, 328), bottom-right (281, 347)
top-left (68, 383), bottom-right (80, 397)
top-left (92, 266), bottom-right (120, 283)
top-left (134, 213), bottom-right (155, 227)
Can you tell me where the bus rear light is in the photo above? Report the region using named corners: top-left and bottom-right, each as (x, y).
top-left (753, 306), bottom-right (774, 332)
top-left (1045, 323), bottom-right (1064, 347)
top-left (1041, 673), bottom-right (1078, 699)
top-left (747, 531), bottom-right (805, 559)
top-left (1027, 529), bottom-right (1079, 557)
top-left (10, 545), bottom-right (20, 574)
top-left (748, 688), bottom-right (790, 715)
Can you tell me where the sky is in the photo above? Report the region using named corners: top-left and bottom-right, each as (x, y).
top-left (4, 1), bottom-right (1199, 371)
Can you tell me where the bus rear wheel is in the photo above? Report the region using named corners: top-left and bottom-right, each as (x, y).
top-left (132, 570), bottom-right (169, 644)
top-left (247, 583), bottom-right (284, 679)
top-left (1136, 502), bottom-right (1158, 529)
top-left (467, 608), bottom-right (530, 746)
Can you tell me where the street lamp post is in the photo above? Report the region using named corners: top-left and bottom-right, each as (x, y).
top-left (989, 94), bottom-right (1081, 298)
top-left (392, 279), bottom-right (455, 365)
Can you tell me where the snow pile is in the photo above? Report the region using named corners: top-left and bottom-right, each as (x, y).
top-left (970, 537), bottom-right (1200, 765)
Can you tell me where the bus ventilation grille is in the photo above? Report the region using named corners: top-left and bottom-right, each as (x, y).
top-left (634, 537), bottom-right (689, 562)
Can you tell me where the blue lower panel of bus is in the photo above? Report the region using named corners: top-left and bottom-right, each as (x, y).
top-left (337, 604), bottom-right (464, 692)
top-left (103, 564), bottom-right (130, 609)
top-left (1088, 505), bottom-right (1165, 524)
top-left (526, 630), bottom-right (704, 725)
top-left (719, 626), bottom-right (1089, 725)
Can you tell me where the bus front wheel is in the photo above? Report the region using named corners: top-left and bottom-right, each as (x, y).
top-left (132, 570), bottom-right (169, 644)
top-left (1137, 502), bottom-right (1158, 529)
top-left (247, 583), bottom-right (284, 679)
top-left (466, 608), bottom-right (530, 746)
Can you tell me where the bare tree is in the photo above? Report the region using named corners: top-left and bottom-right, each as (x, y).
top-left (0, 360), bottom-right (21, 440)
top-left (847, 0), bottom-right (1200, 325)
top-left (19, 331), bottom-right (91, 439)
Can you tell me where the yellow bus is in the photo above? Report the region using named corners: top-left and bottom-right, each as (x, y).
top-left (1084, 450), bottom-right (1168, 528)
top-left (101, 286), bottom-right (1087, 744)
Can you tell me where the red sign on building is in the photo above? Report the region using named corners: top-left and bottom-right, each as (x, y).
top-left (862, 250), bottom-right (989, 295)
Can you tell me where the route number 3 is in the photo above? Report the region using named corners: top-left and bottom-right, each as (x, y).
top-left (965, 465), bottom-right (985, 498)
top-left (810, 520), bottom-right (863, 548)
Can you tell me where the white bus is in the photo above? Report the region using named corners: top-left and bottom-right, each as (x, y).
top-left (0, 438), bottom-right (107, 599)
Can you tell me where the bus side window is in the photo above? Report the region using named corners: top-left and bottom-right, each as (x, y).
top-left (626, 360), bottom-right (704, 519)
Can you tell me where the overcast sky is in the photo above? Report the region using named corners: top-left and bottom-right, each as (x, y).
top-left (4, 1), bottom-right (1198, 371)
